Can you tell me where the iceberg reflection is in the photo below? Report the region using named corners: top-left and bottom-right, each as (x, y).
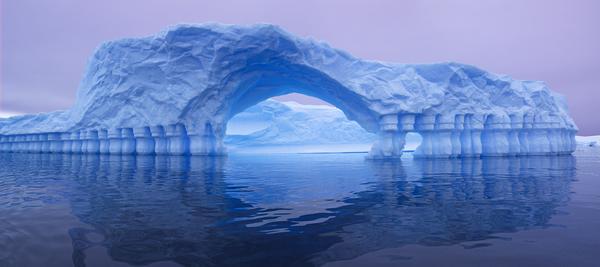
top-left (0, 153), bottom-right (575, 266)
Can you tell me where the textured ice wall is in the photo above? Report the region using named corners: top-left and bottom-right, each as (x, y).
top-left (0, 23), bottom-right (577, 158)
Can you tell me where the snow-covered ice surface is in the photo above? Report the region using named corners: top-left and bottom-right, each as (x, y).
top-left (0, 23), bottom-right (578, 158)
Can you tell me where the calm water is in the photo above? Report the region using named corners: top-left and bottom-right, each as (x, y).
top-left (1, 151), bottom-right (600, 266)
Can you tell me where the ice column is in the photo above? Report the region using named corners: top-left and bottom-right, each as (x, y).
top-left (11, 136), bottom-right (18, 152)
top-left (150, 126), bottom-right (168, 155)
top-left (10, 135), bottom-right (19, 153)
top-left (567, 129), bottom-right (577, 153)
top-left (40, 133), bottom-right (50, 153)
top-left (470, 114), bottom-right (484, 157)
top-left (71, 131), bottom-right (82, 153)
top-left (481, 115), bottom-right (510, 157)
top-left (1, 136), bottom-right (7, 152)
top-left (87, 130), bottom-right (100, 154)
top-left (547, 115), bottom-right (562, 154)
top-left (120, 128), bottom-right (136, 154)
top-left (19, 135), bottom-right (27, 153)
top-left (10, 136), bottom-right (16, 152)
top-left (23, 135), bottom-right (30, 153)
top-left (451, 115), bottom-right (464, 157)
top-left (48, 133), bottom-right (63, 153)
top-left (414, 114), bottom-right (435, 158)
top-left (5, 136), bottom-right (11, 152)
top-left (166, 124), bottom-right (189, 156)
top-left (519, 114), bottom-right (533, 155)
top-left (431, 114), bottom-right (453, 158)
top-left (368, 114), bottom-right (403, 159)
top-left (0, 136), bottom-right (6, 152)
top-left (108, 128), bottom-right (123, 154)
top-left (134, 127), bottom-right (155, 155)
top-left (22, 135), bottom-right (32, 153)
top-left (398, 114), bottom-right (416, 152)
top-left (61, 133), bottom-right (72, 153)
top-left (9, 136), bottom-right (17, 152)
top-left (24, 135), bottom-right (32, 153)
top-left (98, 129), bottom-right (109, 154)
top-left (10, 136), bottom-right (18, 153)
top-left (80, 131), bottom-right (89, 153)
top-left (528, 115), bottom-right (551, 155)
top-left (508, 115), bottom-right (523, 156)
top-left (189, 122), bottom-right (220, 156)
top-left (558, 117), bottom-right (577, 155)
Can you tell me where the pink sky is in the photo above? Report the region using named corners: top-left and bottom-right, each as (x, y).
top-left (1, 0), bottom-right (599, 134)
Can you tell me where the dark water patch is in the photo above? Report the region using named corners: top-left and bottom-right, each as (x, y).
top-left (0, 153), bottom-right (599, 266)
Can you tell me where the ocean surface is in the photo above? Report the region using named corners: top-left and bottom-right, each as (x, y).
top-left (1, 150), bottom-right (599, 266)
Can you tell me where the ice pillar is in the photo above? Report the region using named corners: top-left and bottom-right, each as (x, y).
top-left (86, 130), bottom-right (100, 154)
top-left (481, 115), bottom-right (510, 157)
top-left (528, 114), bottom-right (551, 156)
top-left (48, 133), bottom-right (63, 153)
top-left (108, 128), bottom-right (123, 154)
top-left (451, 115), bottom-right (464, 157)
top-left (150, 126), bottom-right (168, 155)
top-left (40, 133), bottom-right (50, 153)
top-left (189, 122), bottom-right (226, 156)
top-left (166, 124), bottom-right (189, 156)
top-left (98, 129), bottom-right (109, 154)
top-left (414, 114), bottom-right (435, 158)
top-left (508, 115), bottom-right (523, 156)
top-left (431, 114), bottom-right (453, 158)
top-left (71, 131), bottom-right (83, 153)
top-left (368, 114), bottom-right (404, 159)
top-left (134, 127), bottom-right (155, 155)
top-left (120, 128), bottom-right (136, 155)
top-left (61, 133), bottom-right (72, 153)
top-left (0, 136), bottom-right (6, 152)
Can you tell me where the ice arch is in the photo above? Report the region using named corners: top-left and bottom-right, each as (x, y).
top-left (0, 24), bottom-right (577, 158)
top-left (224, 95), bottom-right (378, 153)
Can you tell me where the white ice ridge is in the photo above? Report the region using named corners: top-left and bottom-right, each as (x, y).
top-left (0, 23), bottom-right (577, 158)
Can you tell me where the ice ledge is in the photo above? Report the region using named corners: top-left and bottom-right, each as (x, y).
top-left (0, 113), bottom-right (576, 157)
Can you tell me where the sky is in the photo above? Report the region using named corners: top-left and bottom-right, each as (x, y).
top-left (1, 0), bottom-right (599, 135)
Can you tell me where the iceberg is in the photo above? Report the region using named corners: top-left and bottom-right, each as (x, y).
top-left (575, 135), bottom-right (599, 148)
top-left (0, 23), bottom-right (577, 158)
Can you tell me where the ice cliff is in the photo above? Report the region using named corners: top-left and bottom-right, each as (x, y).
top-left (0, 23), bottom-right (577, 158)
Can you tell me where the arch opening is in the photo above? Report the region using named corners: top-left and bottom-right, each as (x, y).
top-left (403, 132), bottom-right (423, 154)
